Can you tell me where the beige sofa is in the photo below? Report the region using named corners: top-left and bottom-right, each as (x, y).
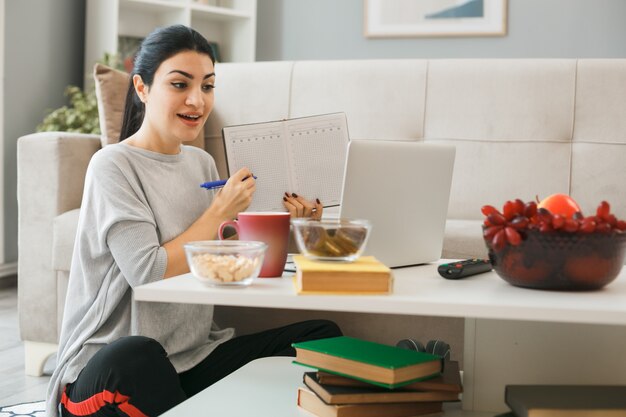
top-left (17, 59), bottom-right (626, 376)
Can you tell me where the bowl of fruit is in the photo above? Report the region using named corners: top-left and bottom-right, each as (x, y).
top-left (482, 194), bottom-right (626, 290)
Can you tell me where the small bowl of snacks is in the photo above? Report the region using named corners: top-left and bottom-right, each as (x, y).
top-left (184, 240), bottom-right (267, 286)
top-left (483, 195), bottom-right (626, 290)
top-left (291, 218), bottom-right (371, 262)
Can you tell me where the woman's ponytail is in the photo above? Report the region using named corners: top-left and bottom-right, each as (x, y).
top-left (119, 78), bottom-right (144, 141)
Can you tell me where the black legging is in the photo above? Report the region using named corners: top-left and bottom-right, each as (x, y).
top-left (60, 319), bottom-right (341, 416)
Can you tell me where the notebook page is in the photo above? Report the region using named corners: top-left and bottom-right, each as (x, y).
top-left (223, 121), bottom-right (291, 212)
top-left (285, 113), bottom-right (349, 207)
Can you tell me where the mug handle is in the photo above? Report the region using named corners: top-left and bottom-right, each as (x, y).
top-left (218, 220), bottom-right (239, 240)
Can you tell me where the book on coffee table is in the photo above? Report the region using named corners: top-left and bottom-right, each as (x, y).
top-left (316, 360), bottom-right (463, 393)
top-left (297, 387), bottom-right (443, 417)
top-left (505, 385), bottom-right (626, 417)
top-left (292, 336), bottom-right (442, 389)
top-left (292, 255), bottom-right (392, 294)
top-left (303, 372), bottom-right (460, 405)
top-left (222, 112), bottom-right (349, 212)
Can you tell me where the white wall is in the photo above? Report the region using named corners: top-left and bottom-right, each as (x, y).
top-left (257, 0), bottom-right (626, 61)
top-left (3, 0), bottom-right (85, 267)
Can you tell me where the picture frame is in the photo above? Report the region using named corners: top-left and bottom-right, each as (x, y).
top-left (364, 0), bottom-right (507, 38)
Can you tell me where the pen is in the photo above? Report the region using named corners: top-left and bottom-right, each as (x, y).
top-left (200, 176), bottom-right (257, 190)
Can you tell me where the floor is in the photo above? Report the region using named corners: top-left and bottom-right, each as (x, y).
top-left (0, 277), bottom-right (51, 407)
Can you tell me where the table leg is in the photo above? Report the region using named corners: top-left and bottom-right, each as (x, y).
top-left (462, 318), bottom-right (626, 412)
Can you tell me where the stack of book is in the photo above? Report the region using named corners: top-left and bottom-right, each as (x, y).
top-left (292, 336), bottom-right (462, 417)
top-left (496, 385), bottom-right (626, 417)
top-left (292, 255), bottom-right (393, 294)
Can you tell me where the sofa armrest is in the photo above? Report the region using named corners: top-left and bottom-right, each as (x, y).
top-left (17, 132), bottom-right (101, 344)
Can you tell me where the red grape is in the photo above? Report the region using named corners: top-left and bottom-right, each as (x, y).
top-left (597, 201), bottom-right (610, 219)
top-left (492, 229), bottom-right (506, 251)
top-left (488, 212), bottom-right (507, 226)
top-left (596, 222), bottom-right (612, 234)
top-left (552, 214), bottom-right (565, 230)
top-left (510, 216), bottom-right (529, 230)
top-left (579, 218), bottom-right (597, 233)
top-left (481, 205), bottom-right (499, 216)
top-left (483, 225), bottom-right (502, 240)
top-left (563, 218), bottom-right (579, 233)
top-left (524, 202), bottom-right (537, 218)
top-left (504, 227), bottom-right (522, 245)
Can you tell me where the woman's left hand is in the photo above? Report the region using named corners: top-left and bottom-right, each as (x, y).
top-left (283, 192), bottom-right (323, 219)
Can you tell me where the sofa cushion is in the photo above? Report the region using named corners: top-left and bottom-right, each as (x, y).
top-left (93, 63), bottom-right (205, 148)
top-left (442, 219), bottom-right (487, 260)
top-left (424, 60), bottom-right (577, 220)
top-left (425, 59), bottom-right (576, 141)
top-left (290, 60), bottom-right (428, 141)
top-left (571, 60), bottom-right (626, 216)
top-left (205, 61), bottom-right (294, 176)
top-left (429, 138), bottom-right (571, 221)
top-left (94, 63), bottom-right (129, 147)
top-left (52, 208), bottom-right (80, 272)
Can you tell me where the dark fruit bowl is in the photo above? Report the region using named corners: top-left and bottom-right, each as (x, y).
top-left (485, 229), bottom-right (626, 290)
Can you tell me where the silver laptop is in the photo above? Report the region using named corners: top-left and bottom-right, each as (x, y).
top-left (334, 140), bottom-right (456, 268)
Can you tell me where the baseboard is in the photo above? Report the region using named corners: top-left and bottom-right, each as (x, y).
top-left (0, 262), bottom-right (17, 278)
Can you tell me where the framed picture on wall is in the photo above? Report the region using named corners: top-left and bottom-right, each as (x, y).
top-left (364, 0), bottom-right (507, 38)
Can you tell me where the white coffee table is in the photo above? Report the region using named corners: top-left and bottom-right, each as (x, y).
top-left (160, 356), bottom-right (489, 417)
top-left (135, 261), bottom-right (626, 413)
top-left (134, 262), bottom-right (626, 325)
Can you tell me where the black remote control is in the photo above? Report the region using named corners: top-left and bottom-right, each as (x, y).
top-left (438, 259), bottom-right (492, 279)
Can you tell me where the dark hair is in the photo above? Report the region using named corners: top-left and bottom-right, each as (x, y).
top-left (119, 25), bottom-right (215, 141)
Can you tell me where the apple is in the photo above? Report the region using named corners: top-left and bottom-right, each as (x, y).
top-left (537, 193), bottom-right (581, 219)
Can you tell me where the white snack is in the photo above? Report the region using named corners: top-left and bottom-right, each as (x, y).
top-left (192, 253), bottom-right (257, 283)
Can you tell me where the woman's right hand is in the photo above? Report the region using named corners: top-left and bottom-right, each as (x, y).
top-left (210, 167), bottom-right (256, 219)
top-left (163, 168), bottom-right (255, 278)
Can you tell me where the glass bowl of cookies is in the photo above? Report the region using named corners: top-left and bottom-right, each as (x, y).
top-left (184, 241), bottom-right (267, 286)
top-left (291, 218), bottom-right (371, 262)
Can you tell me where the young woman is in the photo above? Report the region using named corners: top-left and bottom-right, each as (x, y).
top-left (47, 25), bottom-right (341, 417)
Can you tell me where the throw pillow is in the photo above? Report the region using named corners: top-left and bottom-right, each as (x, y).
top-left (93, 63), bottom-right (205, 149)
top-left (93, 63), bottom-right (128, 147)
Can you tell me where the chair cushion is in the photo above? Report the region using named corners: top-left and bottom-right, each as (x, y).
top-left (52, 208), bottom-right (80, 272)
top-left (93, 63), bottom-right (205, 148)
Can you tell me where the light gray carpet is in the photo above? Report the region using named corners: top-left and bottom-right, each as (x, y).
top-left (0, 400), bottom-right (45, 416)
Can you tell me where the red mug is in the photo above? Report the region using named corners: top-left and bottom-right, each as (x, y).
top-left (218, 212), bottom-right (291, 277)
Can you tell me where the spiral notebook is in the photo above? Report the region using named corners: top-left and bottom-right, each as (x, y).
top-left (222, 113), bottom-right (349, 212)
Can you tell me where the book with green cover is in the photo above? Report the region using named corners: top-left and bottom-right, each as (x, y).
top-left (292, 336), bottom-right (442, 389)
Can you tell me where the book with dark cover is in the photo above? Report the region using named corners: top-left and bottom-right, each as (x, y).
top-left (303, 372), bottom-right (460, 404)
top-left (505, 385), bottom-right (626, 417)
top-left (297, 387), bottom-right (443, 417)
top-left (293, 255), bottom-right (392, 294)
top-left (292, 336), bottom-right (442, 389)
top-left (316, 360), bottom-right (463, 393)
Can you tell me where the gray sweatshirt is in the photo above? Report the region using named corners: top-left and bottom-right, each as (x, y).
top-left (47, 143), bottom-right (234, 416)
